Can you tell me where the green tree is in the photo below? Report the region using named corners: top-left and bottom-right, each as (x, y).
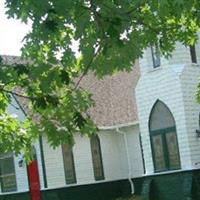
top-left (1, 0), bottom-right (200, 158)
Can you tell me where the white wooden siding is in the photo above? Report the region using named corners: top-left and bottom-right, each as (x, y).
top-left (136, 42), bottom-right (200, 175)
top-left (139, 42), bottom-right (191, 75)
top-left (180, 65), bottom-right (200, 168)
top-left (7, 97), bottom-right (29, 193)
top-left (42, 126), bottom-right (143, 189)
top-left (136, 53), bottom-right (194, 174)
top-left (123, 126), bottom-right (144, 177)
top-left (42, 136), bottom-right (66, 188)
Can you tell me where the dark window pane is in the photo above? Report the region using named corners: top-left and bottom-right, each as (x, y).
top-left (90, 135), bottom-right (104, 180)
top-left (1, 174), bottom-right (17, 192)
top-left (151, 46), bottom-right (161, 68)
top-left (166, 132), bottom-right (181, 169)
top-left (152, 135), bottom-right (166, 171)
top-left (0, 154), bottom-right (17, 192)
top-left (149, 101), bottom-right (175, 131)
top-left (190, 45), bottom-right (197, 63)
top-left (62, 144), bottom-right (76, 184)
top-left (0, 157), bottom-right (15, 175)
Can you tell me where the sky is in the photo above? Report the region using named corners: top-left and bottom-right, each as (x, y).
top-left (0, 0), bottom-right (80, 58)
top-left (0, 0), bottom-right (31, 56)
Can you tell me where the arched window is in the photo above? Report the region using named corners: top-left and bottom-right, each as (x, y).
top-left (90, 135), bottom-right (104, 180)
top-left (149, 100), bottom-right (181, 172)
top-left (62, 144), bottom-right (76, 184)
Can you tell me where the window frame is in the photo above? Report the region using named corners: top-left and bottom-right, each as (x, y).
top-left (190, 45), bottom-right (197, 63)
top-left (0, 153), bottom-right (17, 193)
top-left (90, 135), bottom-right (105, 181)
top-left (150, 126), bottom-right (181, 173)
top-left (139, 133), bottom-right (146, 174)
top-left (62, 144), bottom-right (77, 185)
top-left (149, 101), bottom-right (181, 173)
top-left (151, 45), bottom-right (161, 68)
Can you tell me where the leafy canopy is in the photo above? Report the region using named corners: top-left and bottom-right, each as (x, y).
top-left (1, 0), bottom-right (200, 158)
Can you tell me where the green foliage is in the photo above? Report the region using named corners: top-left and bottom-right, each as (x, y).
top-left (1, 0), bottom-right (200, 158)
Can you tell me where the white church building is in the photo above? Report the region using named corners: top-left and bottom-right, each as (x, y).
top-left (1, 41), bottom-right (200, 200)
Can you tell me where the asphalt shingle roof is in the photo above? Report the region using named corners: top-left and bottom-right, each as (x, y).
top-left (79, 63), bottom-right (140, 127)
top-left (1, 55), bottom-right (140, 127)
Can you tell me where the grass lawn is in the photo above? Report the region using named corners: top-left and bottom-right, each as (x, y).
top-left (116, 196), bottom-right (142, 200)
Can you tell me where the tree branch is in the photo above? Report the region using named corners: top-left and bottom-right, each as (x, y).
top-left (90, 0), bottom-right (106, 39)
top-left (73, 0), bottom-right (105, 90)
top-left (0, 88), bottom-right (33, 100)
top-left (74, 44), bottom-right (102, 90)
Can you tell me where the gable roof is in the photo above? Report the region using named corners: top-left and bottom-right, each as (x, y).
top-left (1, 55), bottom-right (140, 128)
top-left (80, 63), bottom-right (140, 127)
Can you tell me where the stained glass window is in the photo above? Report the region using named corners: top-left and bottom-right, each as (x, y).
top-left (149, 100), bottom-right (181, 172)
top-left (90, 135), bottom-right (104, 180)
top-left (152, 135), bottom-right (166, 171)
top-left (62, 144), bottom-right (76, 184)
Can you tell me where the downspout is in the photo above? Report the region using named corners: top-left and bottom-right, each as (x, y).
top-left (116, 128), bottom-right (134, 194)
